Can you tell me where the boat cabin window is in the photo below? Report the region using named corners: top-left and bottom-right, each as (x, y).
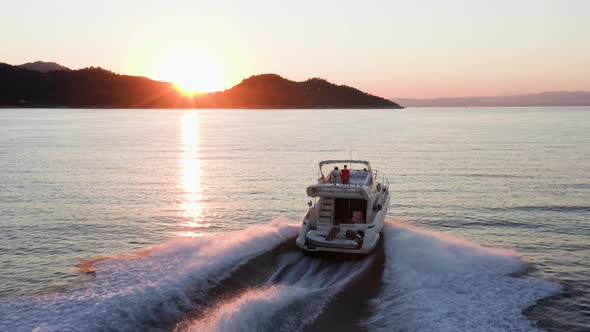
top-left (334, 198), bottom-right (367, 224)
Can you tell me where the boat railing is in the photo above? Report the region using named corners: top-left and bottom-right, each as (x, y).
top-left (318, 169), bottom-right (373, 186)
top-left (316, 181), bottom-right (366, 188)
top-left (318, 177), bottom-right (370, 188)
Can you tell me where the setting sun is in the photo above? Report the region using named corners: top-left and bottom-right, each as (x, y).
top-left (125, 37), bottom-right (253, 96)
top-left (157, 51), bottom-right (224, 94)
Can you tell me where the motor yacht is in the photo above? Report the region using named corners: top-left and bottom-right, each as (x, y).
top-left (296, 160), bottom-right (390, 254)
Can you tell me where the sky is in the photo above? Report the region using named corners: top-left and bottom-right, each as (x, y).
top-left (1, 0), bottom-right (589, 98)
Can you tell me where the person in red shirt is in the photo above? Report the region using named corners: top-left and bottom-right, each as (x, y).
top-left (341, 164), bottom-right (350, 184)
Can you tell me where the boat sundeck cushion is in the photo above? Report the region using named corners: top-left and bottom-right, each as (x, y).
top-left (305, 230), bottom-right (359, 248)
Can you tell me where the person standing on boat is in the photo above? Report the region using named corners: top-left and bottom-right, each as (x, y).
top-left (341, 164), bottom-right (350, 184)
top-left (330, 166), bottom-right (341, 183)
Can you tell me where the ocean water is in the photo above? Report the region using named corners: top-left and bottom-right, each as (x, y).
top-left (0, 107), bottom-right (588, 331)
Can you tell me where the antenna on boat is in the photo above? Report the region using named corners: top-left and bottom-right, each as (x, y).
top-left (350, 145), bottom-right (352, 160)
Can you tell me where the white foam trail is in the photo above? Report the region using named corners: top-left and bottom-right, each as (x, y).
top-left (184, 256), bottom-right (374, 332)
top-left (0, 218), bottom-right (298, 332)
top-left (190, 285), bottom-right (313, 332)
top-left (367, 220), bottom-right (560, 332)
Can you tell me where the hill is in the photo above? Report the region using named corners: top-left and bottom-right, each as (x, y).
top-left (196, 74), bottom-right (401, 108)
top-left (0, 63), bottom-right (185, 108)
top-left (17, 61), bottom-right (70, 72)
top-left (0, 63), bottom-right (401, 109)
top-left (395, 91), bottom-right (590, 107)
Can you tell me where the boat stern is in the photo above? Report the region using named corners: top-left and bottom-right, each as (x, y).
top-left (296, 222), bottom-right (382, 255)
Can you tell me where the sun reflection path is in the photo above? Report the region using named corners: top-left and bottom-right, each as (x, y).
top-left (178, 112), bottom-right (209, 237)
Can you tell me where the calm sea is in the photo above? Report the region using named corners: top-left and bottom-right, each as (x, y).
top-left (0, 108), bottom-right (588, 331)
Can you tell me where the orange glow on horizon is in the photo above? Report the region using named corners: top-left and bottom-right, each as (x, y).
top-left (129, 43), bottom-right (249, 94)
top-left (160, 51), bottom-right (225, 94)
top-left (173, 83), bottom-right (206, 97)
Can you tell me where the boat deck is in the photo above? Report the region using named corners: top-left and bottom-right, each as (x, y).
top-left (349, 171), bottom-right (370, 185)
top-left (324, 170), bottom-right (372, 186)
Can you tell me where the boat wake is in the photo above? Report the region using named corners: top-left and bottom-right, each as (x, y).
top-left (0, 218), bottom-right (559, 332)
top-left (0, 218), bottom-right (299, 332)
top-left (178, 253), bottom-right (374, 332)
top-left (366, 220), bottom-right (560, 332)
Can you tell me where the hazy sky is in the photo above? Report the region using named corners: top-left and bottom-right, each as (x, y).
top-left (2, 0), bottom-right (589, 98)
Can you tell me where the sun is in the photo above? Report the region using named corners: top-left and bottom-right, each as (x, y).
top-left (168, 61), bottom-right (223, 95)
top-left (153, 49), bottom-right (227, 95)
top-left (130, 41), bottom-right (251, 96)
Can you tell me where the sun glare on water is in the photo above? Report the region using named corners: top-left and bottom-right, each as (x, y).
top-left (177, 112), bottom-right (209, 237)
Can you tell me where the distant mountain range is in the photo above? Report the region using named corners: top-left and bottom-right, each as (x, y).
top-left (17, 61), bottom-right (70, 72)
top-left (395, 91), bottom-right (590, 107)
top-left (0, 61), bottom-right (401, 109)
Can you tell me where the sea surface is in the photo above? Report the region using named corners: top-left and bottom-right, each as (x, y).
top-left (0, 107), bottom-right (588, 331)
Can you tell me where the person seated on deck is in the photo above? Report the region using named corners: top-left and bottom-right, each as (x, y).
top-left (329, 166), bottom-right (341, 183)
top-left (341, 164), bottom-right (350, 184)
top-left (351, 210), bottom-right (364, 223)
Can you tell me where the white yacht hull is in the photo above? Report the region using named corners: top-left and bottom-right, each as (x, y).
top-left (296, 191), bottom-right (389, 255)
